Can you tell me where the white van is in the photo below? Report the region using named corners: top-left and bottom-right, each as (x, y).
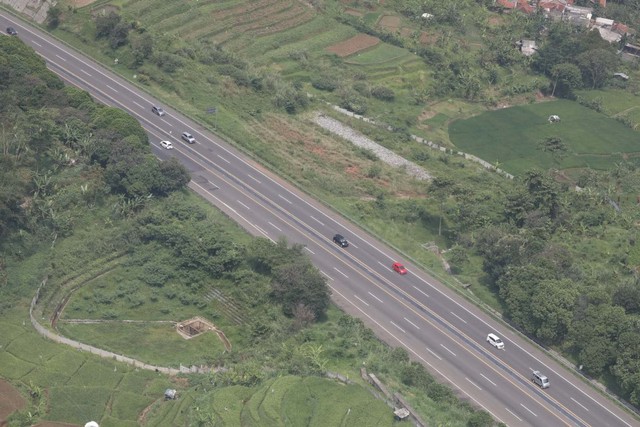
top-left (486, 333), bottom-right (504, 350)
top-left (532, 371), bottom-right (549, 389)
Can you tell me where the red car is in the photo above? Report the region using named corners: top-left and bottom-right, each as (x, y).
top-left (392, 262), bottom-right (407, 275)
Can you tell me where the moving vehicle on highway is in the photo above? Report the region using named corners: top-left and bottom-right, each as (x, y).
top-left (332, 234), bottom-right (348, 247)
top-left (181, 132), bottom-right (196, 144)
top-left (487, 333), bottom-right (504, 350)
top-left (151, 105), bottom-right (166, 116)
top-left (392, 262), bottom-right (407, 275)
top-left (532, 370), bottom-right (550, 389)
top-left (160, 140), bottom-right (173, 150)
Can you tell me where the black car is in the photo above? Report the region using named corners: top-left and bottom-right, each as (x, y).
top-left (6, 27), bottom-right (17, 36)
top-left (333, 234), bottom-right (348, 247)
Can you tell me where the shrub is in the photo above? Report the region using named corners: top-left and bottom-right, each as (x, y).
top-left (311, 75), bottom-right (339, 92)
top-left (371, 86), bottom-right (395, 101)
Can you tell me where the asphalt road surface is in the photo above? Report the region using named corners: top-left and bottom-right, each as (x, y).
top-left (2, 12), bottom-right (639, 427)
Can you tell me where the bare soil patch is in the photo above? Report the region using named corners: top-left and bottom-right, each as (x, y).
top-left (176, 317), bottom-right (231, 351)
top-left (419, 32), bottom-right (437, 45)
top-left (326, 34), bottom-right (380, 57)
top-left (418, 110), bottom-right (437, 121)
top-left (344, 8), bottom-right (363, 17)
top-left (0, 380), bottom-right (26, 424)
top-left (488, 15), bottom-right (505, 27)
top-left (378, 15), bottom-right (401, 31)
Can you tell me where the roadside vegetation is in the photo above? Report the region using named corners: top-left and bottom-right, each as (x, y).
top-left (0, 35), bottom-right (495, 426)
top-left (3, 0), bottom-right (640, 422)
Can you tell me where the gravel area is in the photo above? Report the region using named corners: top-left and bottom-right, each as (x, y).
top-left (313, 113), bottom-right (432, 180)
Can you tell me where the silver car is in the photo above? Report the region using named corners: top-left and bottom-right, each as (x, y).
top-left (181, 132), bottom-right (196, 144)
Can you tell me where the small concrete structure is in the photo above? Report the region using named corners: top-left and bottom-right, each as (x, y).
top-left (85, 422), bottom-right (99, 427)
top-left (548, 115), bottom-right (561, 123)
top-left (164, 389), bottom-right (177, 400)
top-left (519, 39), bottom-right (538, 56)
top-left (394, 407), bottom-right (410, 421)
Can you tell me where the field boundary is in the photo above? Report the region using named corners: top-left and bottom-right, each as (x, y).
top-left (30, 277), bottom-right (218, 375)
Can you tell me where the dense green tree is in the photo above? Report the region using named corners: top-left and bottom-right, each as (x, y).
top-left (91, 106), bottom-right (148, 144)
top-left (46, 5), bottom-right (62, 29)
top-left (498, 265), bottom-right (555, 333)
top-left (130, 33), bottom-right (153, 66)
top-left (550, 63), bottom-right (582, 97)
top-left (533, 23), bottom-right (582, 75)
top-left (271, 260), bottom-right (330, 320)
top-left (612, 330), bottom-right (640, 406)
top-left (576, 48), bottom-right (618, 89)
top-left (467, 410), bottom-right (494, 427)
top-left (95, 11), bottom-right (121, 39)
top-left (570, 304), bottom-right (629, 376)
top-left (531, 279), bottom-right (579, 343)
top-left (156, 158), bottom-right (191, 196)
top-left (247, 238), bottom-right (303, 275)
top-left (612, 279), bottom-right (640, 314)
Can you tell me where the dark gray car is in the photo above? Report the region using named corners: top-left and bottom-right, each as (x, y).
top-left (333, 234), bottom-right (349, 247)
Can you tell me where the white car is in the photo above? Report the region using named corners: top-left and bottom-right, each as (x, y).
top-left (160, 140), bottom-right (173, 150)
top-left (181, 132), bottom-right (196, 144)
top-left (487, 333), bottom-right (504, 350)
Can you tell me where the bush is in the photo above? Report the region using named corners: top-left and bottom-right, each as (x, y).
top-left (311, 75), bottom-right (339, 92)
top-left (153, 52), bottom-right (183, 74)
top-left (339, 94), bottom-right (368, 115)
top-left (371, 86), bottom-right (395, 101)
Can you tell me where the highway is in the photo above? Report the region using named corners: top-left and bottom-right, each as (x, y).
top-left (2, 11), bottom-right (638, 427)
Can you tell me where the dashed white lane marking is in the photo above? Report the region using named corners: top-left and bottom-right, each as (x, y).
top-left (303, 247), bottom-right (315, 255)
top-left (106, 84), bottom-right (118, 92)
top-left (505, 408), bottom-right (523, 422)
top-left (465, 377), bottom-right (482, 391)
top-left (404, 317), bottom-right (420, 330)
top-left (217, 154), bottom-right (230, 164)
top-left (80, 69), bottom-right (91, 76)
top-left (278, 194), bottom-right (292, 204)
top-left (571, 398), bottom-right (589, 412)
top-left (236, 200), bottom-right (250, 210)
top-left (440, 344), bottom-right (456, 357)
top-left (367, 292), bottom-right (383, 303)
top-left (520, 403), bottom-right (537, 417)
top-left (310, 215), bottom-right (325, 226)
top-left (333, 267), bottom-right (348, 279)
top-left (354, 295), bottom-right (369, 307)
top-left (268, 221), bottom-right (282, 232)
top-left (425, 347), bottom-right (442, 361)
top-left (390, 321), bottom-right (406, 334)
top-left (450, 311), bottom-right (467, 324)
top-left (481, 374), bottom-right (497, 387)
top-left (133, 101), bottom-right (144, 109)
top-left (319, 270), bottom-right (333, 281)
top-left (32, 41), bottom-right (42, 47)
top-left (247, 174), bottom-right (261, 184)
top-left (55, 54), bottom-right (66, 61)
top-left (412, 286), bottom-right (429, 298)
top-left (250, 224), bottom-right (274, 243)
